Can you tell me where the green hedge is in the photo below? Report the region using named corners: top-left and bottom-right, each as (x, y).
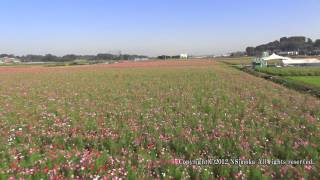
top-left (242, 67), bottom-right (320, 98)
top-left (256, 67), bottom-right (320, 76)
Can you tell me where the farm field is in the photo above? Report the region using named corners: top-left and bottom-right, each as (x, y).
top-left (216, 57), bottom-right (282, 68)
top-left (255, 67), bottom-right (320, 95)
top-left (286, 76), bottom-right (320, 88)
top-left (256, 67), bottom-right (320, 76)
top-left (0, 60), bottom-right (319, 179)
top-left (215, 57), bottom-right (253, 66)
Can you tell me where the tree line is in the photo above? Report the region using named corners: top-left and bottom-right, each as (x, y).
top-left (0, 53), bottom-right (148, 62)
top-left (157, 55), bottom-right (182, 59)
top-left (246, 36), bottom-right (320, 56)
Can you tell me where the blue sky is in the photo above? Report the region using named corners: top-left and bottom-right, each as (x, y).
top-left (0, 0), bottom-right (319, 56)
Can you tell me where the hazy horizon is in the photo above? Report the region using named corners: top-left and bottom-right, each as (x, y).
top-left (1, 0), bottom-right (319, 56)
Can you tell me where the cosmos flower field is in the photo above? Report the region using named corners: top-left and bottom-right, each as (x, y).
top-left (0, 60), bottom-right (319, 179)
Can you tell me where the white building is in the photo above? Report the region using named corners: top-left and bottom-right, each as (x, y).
top-left (0, 57), bottom-right (21, 64)
top-left (278, 51), bottom-right (299, 56)
top-left (282, 58), bottom-right (320, 67)
top-left (134, 57), bottom-right (149, 61)
top-left (180, 54), bottom-right (188, 60)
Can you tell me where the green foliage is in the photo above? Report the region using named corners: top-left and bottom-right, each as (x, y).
top-left (287, 76), bottom-right (320, 87)
top-left (256, 67), bottom-right (320, 76)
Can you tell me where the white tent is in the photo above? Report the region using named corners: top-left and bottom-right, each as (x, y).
top-left (262, 53), bottom-right (288, 61)
top-left (253, 53), bottom-right (288, 67)
top-left (253, 52), bottom-right (320, 67)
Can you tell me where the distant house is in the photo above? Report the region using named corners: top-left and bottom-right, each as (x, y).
top-left (312, 49), bottom-right (320, 56)
top-left (281, 58), bottom-right (320, 67)
top-left (180, 54), bottom-right (188, 60)
top-left (0, 57), bottom-right (21, 64)
top-left (193, 56), bottom-right (207, 59)
top-left (278, 51), bottom-right (299, 56)
top-left (134, 57), bottom-right (149, 61)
